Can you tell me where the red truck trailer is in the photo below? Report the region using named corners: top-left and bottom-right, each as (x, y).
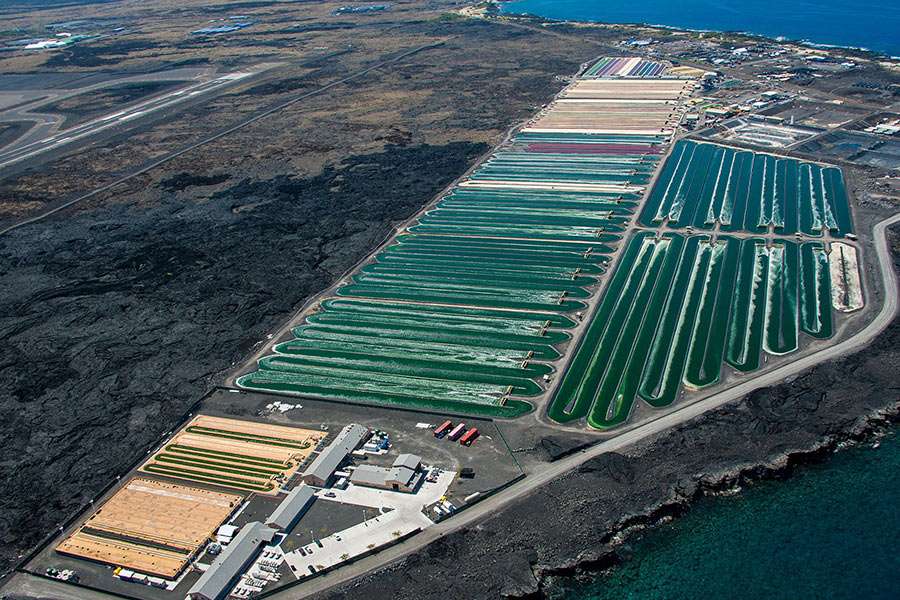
top-left (459, 428), bottom-right (479, 446)
top-left (434, 420), bottom-right (453, 438)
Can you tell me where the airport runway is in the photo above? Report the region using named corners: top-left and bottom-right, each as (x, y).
top-left (0, 64), bottom-right (279, 172)
top-left (0, 68), bottom-right (214, 142)
top-left (0, 44), bottom-right (443, 238)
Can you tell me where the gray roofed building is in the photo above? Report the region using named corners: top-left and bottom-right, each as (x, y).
top-left (265, 483), bottom-right (315, 531)
top-left (387, 466), bottom-right (419, 488)
top-left (349, 463), bottom-right (422, 493)
top-left (300, 423), bottom-right (368, 487)
top-left (392, 453), bottom-right (422, 471)
top-left (349, 464), bottom-right (393, 488)
top-left (187, 521), bottom-right (277, 600)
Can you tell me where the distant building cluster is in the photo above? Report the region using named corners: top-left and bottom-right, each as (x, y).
top-left (332, 4), bottom-right (393, 15)
top-left (190, 21), bottom-right (257, 35)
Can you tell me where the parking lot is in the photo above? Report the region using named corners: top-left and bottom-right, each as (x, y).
top-left (277, 472), bottom-right (454, 577)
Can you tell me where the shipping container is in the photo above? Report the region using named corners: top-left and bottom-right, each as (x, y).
top-left (447, 423), bottom-right (466, 441)
top-left (434, 420), bottom-right (453, 437)
top-left (459, 428), bottom-right (479, 446)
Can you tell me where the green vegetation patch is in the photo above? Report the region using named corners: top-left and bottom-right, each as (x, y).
top-left (155, 453), bottom-right (281, 477)
top-left (166, 444), bottom-right (289, 467)
top-left (144, 463), bottom-right (273, 491)
top-left (185, 426), bottom-right (306, 448)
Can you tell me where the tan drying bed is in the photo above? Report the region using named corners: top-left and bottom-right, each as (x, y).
top-left (56, 477), bottom-right (242, 578)
top-left (139, 415), bottom-right (327, 493)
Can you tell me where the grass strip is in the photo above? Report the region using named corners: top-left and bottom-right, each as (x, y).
top-left (144, 464), bottom-right (272, 491)
top-left (166, 444), bottom-right (291, 466)
top-left (155, 454), bottom-right (280, 476)
top-left (185, 426), bottom-right (305, 448)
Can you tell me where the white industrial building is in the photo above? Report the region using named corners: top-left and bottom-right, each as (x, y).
top-left (265, 483), bottom-right (315, 531)
top-left (187, 521), bottom-right (277, 600)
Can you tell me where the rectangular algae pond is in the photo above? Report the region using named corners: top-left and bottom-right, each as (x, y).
top-left (549, 232), bottom-right (848, 429)
top-left (237, 222), bottom-right (603, 417)
top-left (583, 56), bottom-right (669, 77)
top-left (640, 140), bottom-right (853, 237)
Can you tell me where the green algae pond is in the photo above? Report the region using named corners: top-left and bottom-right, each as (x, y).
top-left (470, 152), bottom-right (657, 185)
top-left (240, 125), bottom-right (859, 429)
top-left (641, 140), bottom-right (853, 237)
top-left (550, 232), bottom-right (841, 428)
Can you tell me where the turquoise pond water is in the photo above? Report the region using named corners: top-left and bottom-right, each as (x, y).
top-left (501, 0), bottom-right (900, 57)
top-left (557, 432), bottom-right (900, 599)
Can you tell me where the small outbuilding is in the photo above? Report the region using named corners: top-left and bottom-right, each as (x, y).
top-left (392, 453), bottom-right (421, 471)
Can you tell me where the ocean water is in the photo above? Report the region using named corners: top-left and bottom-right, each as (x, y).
top-left (555, 432), bottom-right (900, 599)
top-left (501, 0), bottom-right (900, 57)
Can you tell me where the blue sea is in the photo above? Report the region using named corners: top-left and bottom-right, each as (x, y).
top-left (553, 432), bottom-right (900, 599)
top-left (501, 0), bottom-right (900, 57)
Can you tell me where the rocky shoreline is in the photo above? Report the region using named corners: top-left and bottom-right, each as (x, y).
top-left (531, 405), bottom-right (900, 598)
top-left (314, 230), bottom-right (900, 600)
